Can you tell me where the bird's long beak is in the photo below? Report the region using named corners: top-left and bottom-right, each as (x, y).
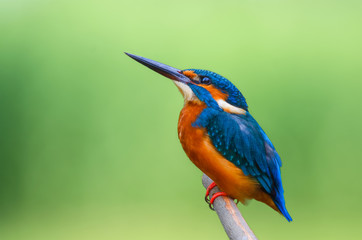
top-left (125, 53), bottom-right (191, 84)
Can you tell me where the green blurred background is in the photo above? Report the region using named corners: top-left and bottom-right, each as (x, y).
top-left (1, 0), bottom-right (362, 239)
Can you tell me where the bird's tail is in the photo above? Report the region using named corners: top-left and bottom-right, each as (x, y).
top-left (274, 198), bottom-right (293, 222)
top-left (255, 191), bottom-right (292, 222)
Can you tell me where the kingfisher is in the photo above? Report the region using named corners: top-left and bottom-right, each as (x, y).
top-left (125, 53), bottom-right (292, 222)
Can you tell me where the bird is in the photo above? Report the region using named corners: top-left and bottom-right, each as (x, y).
top-left (125, 52), bottom-right (292, 222)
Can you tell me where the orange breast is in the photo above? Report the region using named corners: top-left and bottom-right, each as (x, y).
top-left (177, 102), bottom-right (262, 203)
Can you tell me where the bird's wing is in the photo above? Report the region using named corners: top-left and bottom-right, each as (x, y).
top-left (192, 108), bottom-right (284, 198)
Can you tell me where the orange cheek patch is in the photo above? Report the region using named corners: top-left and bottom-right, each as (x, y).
top-left (203, 85), bottom-right (228, 101)
top-left (183, 70), bottom-right (198, 79)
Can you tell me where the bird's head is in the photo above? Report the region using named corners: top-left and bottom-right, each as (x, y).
top-left (126, 53), bottom-right (248, 114)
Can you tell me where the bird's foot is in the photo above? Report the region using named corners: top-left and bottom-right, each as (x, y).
top-left (209, 192), bottom-right (228, 210)
top-left (204, 182), bottom-right (229, 210)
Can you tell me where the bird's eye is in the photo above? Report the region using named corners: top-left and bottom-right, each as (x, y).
top-left (200, 77), bottom-right (211, 85)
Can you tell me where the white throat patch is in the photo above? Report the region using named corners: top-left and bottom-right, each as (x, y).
top-left (173, 81), bottom-right (197, 102)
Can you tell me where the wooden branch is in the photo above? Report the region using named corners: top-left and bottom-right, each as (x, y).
top-left (202, 174), bottom-right (258, 240)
